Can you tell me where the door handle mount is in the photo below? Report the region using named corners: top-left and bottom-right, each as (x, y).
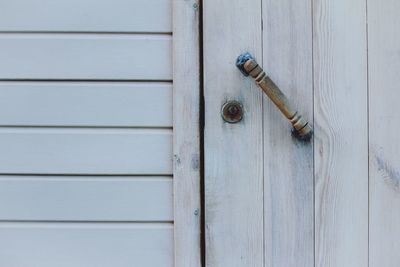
top-left (236, 53), bottom-right (313, 141)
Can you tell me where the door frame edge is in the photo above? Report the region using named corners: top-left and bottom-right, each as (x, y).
top-left (173, 1), bottom-right (202, 267)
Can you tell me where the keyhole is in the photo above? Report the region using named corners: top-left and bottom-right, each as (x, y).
top-left (221, 101), bottom-right (243, 123)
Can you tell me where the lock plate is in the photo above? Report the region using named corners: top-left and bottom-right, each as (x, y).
top-left (221, 101), bottom-right (243, 123)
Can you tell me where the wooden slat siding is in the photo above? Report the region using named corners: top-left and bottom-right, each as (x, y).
top-left (0, 0), bottom-right (172, 33)
top-left (173, 1), bottom-right (202, 267)
top-left (262, 0), bottom-right (314, 266)
top-left (0, 1), bottom-right (179, 266)
top-left (204, 0), bottom-right (263, 267)
top-left (0, 82), bottom-right (172, 127)
top-left (0, 176), bottom-right (172, 221)
top-left (0, 128), bottom-right (172, 175)
top-left (368, 1), bottom-right (400, 266)
top-left (0, 34), bottom-right (172, 80)
top-left (313, 0), bottom-right (368, 266)
top-left (0, 222), bottom-right (173, 267)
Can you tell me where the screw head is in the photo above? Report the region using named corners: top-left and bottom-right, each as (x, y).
top-left (221, 101), bottom-right (243, 123)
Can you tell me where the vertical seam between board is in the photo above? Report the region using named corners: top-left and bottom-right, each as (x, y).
top-left (311, 0), bottom-right (316, 266)
top-left (198, 0), bottom-right (206, 266)
top-left (260, 0), bottom-right (265, 266)
top-left (365, 0), bottom-right (370, 266)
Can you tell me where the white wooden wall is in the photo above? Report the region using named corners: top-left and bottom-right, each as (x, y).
top-left (368, 0), bottom-right (400, 266)
top-left (205, 0), bottom-right (400, 266)
top-left (0, 1), bottom-right (201, 266)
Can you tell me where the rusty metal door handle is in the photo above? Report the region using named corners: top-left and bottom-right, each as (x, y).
top-left (236, 53), bottom-right (313, 141)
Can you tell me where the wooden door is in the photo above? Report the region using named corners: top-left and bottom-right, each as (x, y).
top-left (204, 0), bottom-right (399, 266)
top-left (0, 1), bottom-right (201, 267)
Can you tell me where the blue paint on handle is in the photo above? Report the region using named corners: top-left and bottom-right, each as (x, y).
top-left (236, 52), bottom-right (254, 76)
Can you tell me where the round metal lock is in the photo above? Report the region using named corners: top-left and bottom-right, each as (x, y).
top-left (221, 100), bottom-right (243, 123)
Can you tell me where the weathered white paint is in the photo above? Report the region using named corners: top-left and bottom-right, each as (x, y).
top-left (262, 1), bottom-right (314, 266)
top-left (368, 0), bottom-right (400, 266)
top-left (0, 82), bottom-right (172, 127)
top-left (0, 34), bottom-right (172, 80)
top-left (0, 0), bottom-right (201, 265)
top-left (0, 128), bottom-right (172, 175)
top-left (0, 176), bottom-right (172, 221)
top-left (205, 0), bottom-right (377, 266)
top-left (173, 1), bottom-right (202, 267)
top-left (0, 223), bottom-right (173, 267)
top-left (204, 1), bottom-right (264, 267)
top-left (313, 0), bottom-right (369, 266)
top-left (0, 0), bottom-right (172, 32)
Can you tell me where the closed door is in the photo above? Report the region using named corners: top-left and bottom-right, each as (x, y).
top-left (204, 0), bottom-right (399, 267)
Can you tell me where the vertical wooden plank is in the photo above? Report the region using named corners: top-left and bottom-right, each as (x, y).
top-left (262, 0), bottom-right (314, 266)
top-left (313, 0), bottom-right (369, 266)
top-left (173, 1), bottom-right (202, 267)
top-left (204, 0), bottom-right (263, 267)
top-left (368, 1), bottom-right (400, 266)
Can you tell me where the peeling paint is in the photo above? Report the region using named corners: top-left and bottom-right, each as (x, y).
top-left (375, 155), bottom-right (400, 193)
top-left (174, 154), bottom-right (181, 166)
top-left (191, 153), bottom-right (200, 170)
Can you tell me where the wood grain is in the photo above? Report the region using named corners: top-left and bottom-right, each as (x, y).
top-left (0, 0), bottom-right (172, 33)
top-left (0, 34), bottom-right (171, 80)
top-left (204, 0), bottom-right (264, 266)
top-left (368, 0), bottom-right (400, 266)
top-left (173, 1), bottom-right (202, 267)
top-left (313, 0), bottom-right (368, 266)
top-left (262, 0), bottom-right (314, 266)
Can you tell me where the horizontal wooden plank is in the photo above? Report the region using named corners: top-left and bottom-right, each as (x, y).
top-left (0, 34), bottom-right (172, 80)
top-left (0, 0), bottom-right (172, 33)
top-left (0, 128), bottom-right (172, 175)
top-left (0, 222), bottom-right (173, 267)
top-left (0, 176), bottom-right (172, 221)
top-left (0, 82), bottom-right (172, 127)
